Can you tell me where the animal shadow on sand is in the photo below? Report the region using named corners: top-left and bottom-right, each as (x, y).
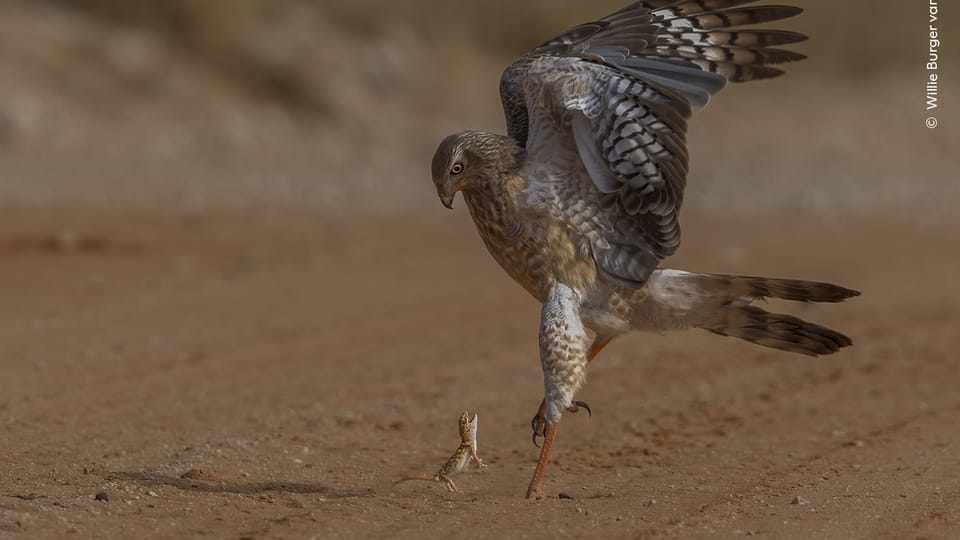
top-left (107, 471), bottom-right (373, 499)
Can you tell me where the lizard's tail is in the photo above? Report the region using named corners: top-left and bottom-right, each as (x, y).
top-left (393, 474), bottom-right (439, 486)
top-left (636, 270), bottom-right (859, 356)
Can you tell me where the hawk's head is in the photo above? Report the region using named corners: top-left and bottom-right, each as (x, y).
top-left (431, 131), bottom-right (524, 209)
top-left (431, 132), bottom-right (472, 209)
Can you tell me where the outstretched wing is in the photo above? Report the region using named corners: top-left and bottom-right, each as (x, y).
top-left (501, 1), bottom-right (806, 288)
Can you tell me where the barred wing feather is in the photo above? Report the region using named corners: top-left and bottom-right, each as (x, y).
top-left (501, 0), bottom-right (806, 288)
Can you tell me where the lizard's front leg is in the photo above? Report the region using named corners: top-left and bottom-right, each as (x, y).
top-left (526, 282), bottom-right (589, 499)
top-left (470, 449), bottom-right (486, 469)
top-left (464, 413), bottom-right (486, 468)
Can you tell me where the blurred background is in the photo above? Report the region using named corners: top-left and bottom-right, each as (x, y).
top-left (1, 0), bottom-right (957, 216)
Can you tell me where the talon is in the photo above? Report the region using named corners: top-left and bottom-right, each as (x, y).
top-left (530, 400), bottom-right (548, 448)
top-left (575, 401), bottom-right (592, 417)
top-left (567, 400), bottom-right (592, 417)
top-left (531, 414), bottom-right (545, 448)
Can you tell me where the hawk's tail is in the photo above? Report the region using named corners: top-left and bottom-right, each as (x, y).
top-left (639, 271), bottom-right (859, 356)
top-left (700, 304), bottom-right (854, 356)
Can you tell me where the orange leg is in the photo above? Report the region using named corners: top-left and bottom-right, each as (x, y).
top-left (526, 421), bottom-right (559, 499)
top-left (586, 336), bottom-right (612, 362)
top-left (526, 337), bottom-right (612, 498)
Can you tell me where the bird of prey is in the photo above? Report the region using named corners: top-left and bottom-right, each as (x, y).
top-left (430, 0), bottom-right (858, 499)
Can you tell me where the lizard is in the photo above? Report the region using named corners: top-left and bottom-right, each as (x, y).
top-left (394, 411), bottom-right (485, 493)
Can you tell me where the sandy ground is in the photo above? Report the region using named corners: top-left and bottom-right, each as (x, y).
top-left (1, 206), bottom-right (958, 539)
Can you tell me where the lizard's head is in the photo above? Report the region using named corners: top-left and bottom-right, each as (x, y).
top-left (431, 131), bottom-right (524, 209)
top-left (457, 411), bottom-right (479, 442)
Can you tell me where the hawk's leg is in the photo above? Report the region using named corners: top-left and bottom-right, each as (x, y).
top-left (526, 283), bottom-right (590, 499)
top-left (531, 336), bottom-right (611, 446)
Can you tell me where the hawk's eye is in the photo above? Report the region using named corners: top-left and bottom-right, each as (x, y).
top-left (450, 163), bottom-right (464, 175)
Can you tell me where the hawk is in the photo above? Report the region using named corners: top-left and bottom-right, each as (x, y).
top-left (430, 0), bottom-right (858, 499)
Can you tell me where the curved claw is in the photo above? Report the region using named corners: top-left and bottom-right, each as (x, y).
top-left (571, 400), bottom-right (592, 418)
top-left (532, 401), bottom-right (590, 448)
top-left (531, 413), bottom-right (544, 448)
top-left (531, 400), bottom-right (547, 448)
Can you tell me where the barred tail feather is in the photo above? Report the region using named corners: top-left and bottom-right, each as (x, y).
top-left (674, 273), bottom-right (861, 304)
top-left (637, 270), bottom-right (858, 356)
top-left (702, 305), bottom-right (853, 356)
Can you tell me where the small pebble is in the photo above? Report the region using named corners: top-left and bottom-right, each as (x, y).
top-left (180, 469), bottom-right (205, 480)
top-left (791, 495), bottom-right (809, 505)
top-left (147, 490), bottom-right (158, 497)
top-left (94, 492), bottom-right (109, 502)
top-left (643, 499), bottom-right (656, 508)
top-left (558, 492), bottom-right (575, 500)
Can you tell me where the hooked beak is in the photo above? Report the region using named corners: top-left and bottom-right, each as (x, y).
top-left (437, 178), bottom-right (464, 210)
